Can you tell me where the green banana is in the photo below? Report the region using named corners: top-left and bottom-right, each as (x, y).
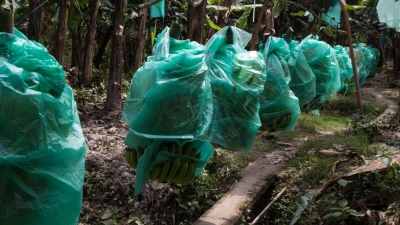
top-left (168, 142), bottom-right (176, 154)
top-left (277, 115), bottom-right (287, 128)
top-left (165, 157), bottom-right (181, 181)
top-left (125, 150), bottom-right (134, 168)
top-left (183, 143), bottom-right (192, 156)
top-left (230, 87), bottom-right (236, 101)
top-left (286, 114), bottom-right (291, 125)
top-left (158, 161), bottom-right (170, 183)
top-left (272, 118), bottom-right (277, 130)
top-left (150, 165), bottom-right (162, 181)
top-left (131, 150), bottom-right (138, 169)
top-left (241, 92), bottom-right (248, 106)
top-left (181, 162), bottom-right (196, 185)
top-left (160, 143), bottom-right (168, 152)
top-left (176, 144), bottom-right (182, 155)
top-left (190, 148), bottom-right (197, 158)
top-left (137, 148), bottom-right (144, 160)
top-left (262, 121), bottom-right (271, 132)
top-left (173, 160), bottom-right (189, 183)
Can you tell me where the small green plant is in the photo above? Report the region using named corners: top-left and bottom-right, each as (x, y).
top-left (322, 198), bottom-right (364, 224)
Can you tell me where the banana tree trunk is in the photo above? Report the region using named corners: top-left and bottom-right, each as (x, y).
top-left (28, 0), bottom-right (43, 41)
top-left (82, 0), bottom-right (101, 87)
top-left (0, 11), bottom-right (14, 34)
top-left (50, 0), bottom-right (70, 66)
top-left (187, 0), bottom-right (207, 44)
top-left (105, 0), bottom-right (124, 111)
top-left (133, 0), bottom-right (148, 75)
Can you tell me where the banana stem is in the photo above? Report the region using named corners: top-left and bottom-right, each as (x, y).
top-left (0, 11), bottom-right (14, 34)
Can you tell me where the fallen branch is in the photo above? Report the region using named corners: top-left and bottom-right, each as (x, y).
top-left (250, 187), bottom-right (287, 225)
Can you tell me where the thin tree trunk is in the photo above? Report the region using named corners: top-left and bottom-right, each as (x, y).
top-left (94, 25), bottom-right (113, 69)
top-left (28, 0), bottom-right (43, 42)
top-left (71, 25), bottom-right (83, 69)
top-left (105, 0), bottom-right (124, 111)
top-left (133, 0), bottom-right (148, 74)
top-left (50, 0), bottom-right (70, 66)
top-left (82, 0), bottom-right (101, 87)
top-left (216, 0), bottom-right (229, 28)
top-left (187, 0), bottom-right (207, 44)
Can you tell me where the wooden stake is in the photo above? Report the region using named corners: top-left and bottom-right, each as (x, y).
top-left (338, 0), bottom-right (364, 115)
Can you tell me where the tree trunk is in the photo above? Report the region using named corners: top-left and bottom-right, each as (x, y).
top-left (132, 0), bottom-right (148, 75)
top-left (50, 0), bottom-right (70, 66)
top-left (82, 0), bottom-right (101, 87)
top-left (70, 25), bottom-right (83, 69)
top-left (94, 25), bottom-right (113, 69)
top-left (187, 0), bottom-right (207, 44)
top-left (105, 0), bottom-right (124, 111)
top-left (28, 0), bottom-right (43, 41)
top-left (216, 0), bottom-right (229, 28)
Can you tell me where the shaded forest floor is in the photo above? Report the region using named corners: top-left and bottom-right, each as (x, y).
top-left (77, 67), bottom-right (400, 225)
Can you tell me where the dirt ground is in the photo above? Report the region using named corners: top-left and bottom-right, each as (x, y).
top-left (77, 70), bottom-right (399, 225)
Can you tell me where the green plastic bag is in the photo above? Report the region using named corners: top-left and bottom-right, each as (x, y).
top-left (259, 37), bottom-right (300, 132)
top-left (334, 45), bottom-right (354, 94)
top-left (283, 34), bottom-right (316, 107)
top-left (348, 45), bottom-right (367, 86)
top-left (0, 29), bottom-right (86, 225)
top-left (367, 45), bottom-right (380, 78)
top-left (205, 27), bottom-right (266, 152)
top-left (122, 27), bottom-right (213, 140)
top-left (377, 0), bottom-right (400, 32)
top-left (355, 43), bottom-right (374, 85)
top-left (150, 0), bottom-right (165, 18)
top-left (298, 35), bottom-right (341, 110)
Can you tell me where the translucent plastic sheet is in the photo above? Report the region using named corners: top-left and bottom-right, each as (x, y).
top-left (205, 26), bottom-right (266, 152)
top-left (259, 37), bottom-right (300, 132)
top-left (0, 29), bottom-right (86, 225)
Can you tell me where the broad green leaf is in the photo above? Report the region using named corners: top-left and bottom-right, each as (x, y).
top-left (151, 22), bottom-right (157, 46)
top-left (346, 209), bottom-right (365, 217)
top-left (195, 186), bottom-right (206, 197)
top-left (338, 179), bottom-right (348, 187)
top-left (345, 4), bottom-right (366, 10)
top-left (290, 11), bottom-right (305, 17)
top-left (206, 15), bottom-right (221, 31)
top-left (322, 212), bottom-right (342, 219)
top-left (339, 199), bottom-right (348, 208)
top-left (139, 0), bottom-right (162, 9)
top-left (271, 1), bottom-right (284, 18)
top-left (235, 7), bottom-right (251, 29)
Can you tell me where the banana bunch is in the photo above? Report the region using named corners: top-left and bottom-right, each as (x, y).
top-left (262, 113), bottom-right (292, 132)
top-left (150, 142), bottom-right (199, 184)
top-left (125, 148), bottom-right (145, 169)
